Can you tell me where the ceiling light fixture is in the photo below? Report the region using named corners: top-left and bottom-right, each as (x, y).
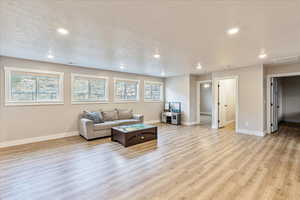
top-left (47, 54), bottom-right (54, 59)
top-left (161, 71), bottom-right (165, 76)
top-left (120, 64), bottom-right (125, 69)
top-left (57, 28), bottom-right (69, 35)
top-left (227, 27), bottom-right (240, 35)
top-left (259, 52), bottom-right (267, 59)
top-left (203, 83), bottom-right (210, 88)
top-left (153, 53), bottom-right (160, 59)
top-left (153, 48), bottom-right (161, 59)
top-left (196, 62), bottom-right (203, 70)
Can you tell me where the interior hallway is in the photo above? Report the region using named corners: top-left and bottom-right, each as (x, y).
top-left (199, 114), bottom-right (212, 125)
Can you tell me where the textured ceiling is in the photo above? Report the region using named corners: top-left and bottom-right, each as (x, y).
top-left (1, 0), bottom-right (300, 77)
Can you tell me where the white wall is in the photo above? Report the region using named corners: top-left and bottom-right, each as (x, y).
top-left (0, 56), bottom-right (164, 144)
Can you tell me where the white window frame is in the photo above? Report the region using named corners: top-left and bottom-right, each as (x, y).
top-left (144, 81), bottom-right (164, 102)
top-left (4, 67), bottom-right (64, 106)
top-left (113, 77), bottom-right (140, 103)
top-left (71, 73), bottom-right (109, 104)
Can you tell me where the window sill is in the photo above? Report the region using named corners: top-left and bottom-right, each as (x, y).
top-left (144, 100), bottom-right (163, 103)
top-left (113, 100), bottom-right (139, 103)
top-left (71, 101), bottom-right (109, 105)
top-left (5, 102), bottom-right (64, 106)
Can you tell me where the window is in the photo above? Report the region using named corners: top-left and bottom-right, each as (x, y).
top-left (5, 67), bottom-right (64, 105)
top-left (144, 81), bottom-right (163, 102)
top-left (114, 78), bottom-right (139, 102)
top-left (71, 74), bottom-right (109, 103)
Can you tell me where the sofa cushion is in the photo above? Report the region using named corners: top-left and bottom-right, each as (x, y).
top-left (83, 111), bottom-right (103, 123)
top-left (93, 121), bottom-right (120, 131)
top-left (115, 119), bottom-right (140, 126)
top-left (102, 110), bottom-right (118, 121)
top-left (117, 109), bottom-right (133, 120)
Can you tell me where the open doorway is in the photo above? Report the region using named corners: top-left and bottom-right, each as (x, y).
top-left (197, 80), bottom-right (212, 126)
top-left (268, 74), bottom-right (300, 133)
top-left (218, 79), bottom-right (236, 129)
top-left (212, 76), bottom-right (238, 131)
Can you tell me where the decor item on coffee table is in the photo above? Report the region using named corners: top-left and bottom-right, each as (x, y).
top-left (79, 109), bottom-right (144, 140)
top-left (111, 124), bottom-right (157, 147)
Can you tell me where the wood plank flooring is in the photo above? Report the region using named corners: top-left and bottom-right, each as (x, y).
top-left (0, 123), bottom-right (300, 200)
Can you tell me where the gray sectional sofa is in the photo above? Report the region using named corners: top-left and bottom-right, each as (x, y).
top-left (79, 109), bottom-right (144, 140)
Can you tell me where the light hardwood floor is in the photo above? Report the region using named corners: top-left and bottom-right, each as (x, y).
top-left (0, 124), bottom-right (300, 200)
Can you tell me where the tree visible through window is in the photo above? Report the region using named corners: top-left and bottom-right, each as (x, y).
top-left (72, 74), bottom-right (108, 102)
top-left (114, 79), bottom-right (139, 101)
top-left (7, 69), bottom-right (63, 104)
top-left (144, 81), bottom-right (163, 101)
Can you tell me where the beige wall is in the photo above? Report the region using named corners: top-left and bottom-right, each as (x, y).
top-left (265, 63), bottom-right (300, 75)
top-left (165, 74), bottom-right (200, 124)
top-left (173, 66), bottom-right (265, 135)
top-left (165, 75), bottom-right (190, 123)
top-left (212, 65), bottom-right (264, 133)
top-left (189, 75), bottom-right (197, 123)
top-left (0, 56), bottom-right (164, 143)
top-left (196, 73), bottom-right (212, 81)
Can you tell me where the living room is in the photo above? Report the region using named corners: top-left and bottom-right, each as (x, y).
top-left (1, 1), bottom-right (300, 200)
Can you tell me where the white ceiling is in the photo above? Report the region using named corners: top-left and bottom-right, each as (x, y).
top-left (1, 0), bottom-right (300, 77)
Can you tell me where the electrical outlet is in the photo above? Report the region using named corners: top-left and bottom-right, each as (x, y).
top-left (245, 122), bottom-right (249, 127)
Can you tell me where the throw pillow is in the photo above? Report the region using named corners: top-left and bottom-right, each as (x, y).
top-left (83, 111), bottom-right (103, 123)
top-left (117, 109), bottom-right (133, 120)
top-left (102, 110), bottom-right (118, 121)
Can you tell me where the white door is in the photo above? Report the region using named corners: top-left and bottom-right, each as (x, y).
top-left (218, 81), bottom-right (227, 128)
top-left (270, 77), bottom-right (279, 132)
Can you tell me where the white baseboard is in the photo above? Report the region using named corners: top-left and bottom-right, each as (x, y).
top-left (0, 131), bottom-right (79, 148)
top-left (182, 121), bottom-right (199, 126)
top-left (200, 112), bottom-right (212, 116)
top-left (144, 120), bottom-right (160, 124)
top-left (237, 129), bottom-right (265, 137)
top-left (0, 120), bottom-right (160, 148)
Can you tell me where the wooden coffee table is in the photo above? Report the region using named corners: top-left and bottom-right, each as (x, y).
top-left (111, 124), bottom-right (157, 147)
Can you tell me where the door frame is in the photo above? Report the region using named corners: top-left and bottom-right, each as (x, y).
top-left (266, 72), bottom-right (300, 134)
top-left (196, 80), bottom-right (212, 124)
top-left (212, 76), bottom-right (239, 130)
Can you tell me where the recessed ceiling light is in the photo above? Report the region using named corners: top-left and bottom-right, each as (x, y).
top-left (120, 64), bottom-right (125, 69)
top-left (196, 63), bottom-right (203, 70)
top-left (227, 27), bottom-right (240, 35)
top-left (57, 28), bottom-right (69, 35)
top-left (153, 54), bottom-right (160, 59)
top-left (161, 71), bottom-right (165, 76)
top-left (47, 54), bottom-right (54, 59)
top-left (259, 53), bottom-right (267, 59)
top-left (203, 83), bottom-right (210, 88)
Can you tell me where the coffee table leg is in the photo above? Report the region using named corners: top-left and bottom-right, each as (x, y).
top-left (111, 129), bottom-right (115, 141)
